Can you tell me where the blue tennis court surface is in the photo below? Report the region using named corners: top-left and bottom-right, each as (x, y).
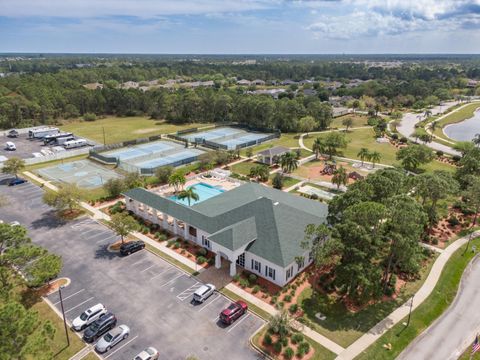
top-left (180, 127), bottom-right (273, 150)
top-left (134, 149), bottom-right (204, 169)
top-left (36, 160), bottom-right (122, 189)
top-left (169, 182), bottom-right (225, 206)
top-left (105, 141), bottom-right (174, 160)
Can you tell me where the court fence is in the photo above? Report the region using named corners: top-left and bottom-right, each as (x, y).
top-left (139, 154), bottom-right (201, 176)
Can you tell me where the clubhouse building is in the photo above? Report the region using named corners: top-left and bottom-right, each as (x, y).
top-left (124, 183), bottom-right (328, 287)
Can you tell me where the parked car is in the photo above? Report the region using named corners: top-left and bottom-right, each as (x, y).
top-left (219, 300), bottom-right (248, 325)
top-left (7, 129), bottom-right (19, 138)
top-left (95, 324), bottom-right (130, 353)
top-left (120, 240), bottom-right (145, 256)
top-left (83, 312), bottom-right (117, 343)
top-left (5, 142), bottom-right (16, 151)
top-left (72, 303), bottom-right (107, 331)
top-left (193, 283), bottom-right (215, 303)
top-left (133, 347), bottom-right (159, 360)
top-left (8, 178), bottom-right (27, 186)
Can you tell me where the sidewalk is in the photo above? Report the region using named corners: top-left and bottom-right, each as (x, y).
top-left (336, 230), bottom-right (480, 360)
top-left (225, 283), bottom-right (346, 355)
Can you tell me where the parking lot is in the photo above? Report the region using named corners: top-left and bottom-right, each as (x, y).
top-left (0, 132), bottom-right (91, 160)
top-left (0, 175), bottom-right (265, 360)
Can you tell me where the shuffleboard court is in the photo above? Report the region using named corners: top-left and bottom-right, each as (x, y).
top-left (36, 160), bottom-right (122, 188)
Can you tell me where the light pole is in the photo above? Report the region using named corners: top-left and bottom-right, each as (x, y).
top-left (58, 285), bottom-right (70, 346)
top-left (406, 295), bottom-right (414, 327)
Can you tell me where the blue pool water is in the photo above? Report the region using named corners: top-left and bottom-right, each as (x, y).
top-left (169, 182), bottom-right (225, 206)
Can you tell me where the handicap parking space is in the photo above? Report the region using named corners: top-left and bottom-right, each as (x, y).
top-left (0, 182), bottom-right (266, 360)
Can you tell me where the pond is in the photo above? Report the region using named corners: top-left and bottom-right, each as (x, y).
top-left (443, 109), bottom-right (480, 141)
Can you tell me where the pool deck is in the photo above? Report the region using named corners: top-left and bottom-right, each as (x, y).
top-left (151, 176), bottom-right (241, 197)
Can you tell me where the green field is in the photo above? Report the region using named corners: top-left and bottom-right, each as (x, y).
top-left (330, 114), bottom-right (369, 129)
top-left (357, 236), bottom-right (480, 360)
top-left (432, 102), bottom-right (480, 141)
top-left (303, 128), bottom-right (455, 173)
top-left (240, 133), bottom-right (305, 156)
top-left (61, 117), bottom-right (211, 144)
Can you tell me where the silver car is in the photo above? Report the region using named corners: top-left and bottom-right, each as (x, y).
top-left (193, 283), bottom-right (216, 303)
top-left (95, 324), bottom-right (130, 353)
top-left (133, 347), bottom-right (159, 360)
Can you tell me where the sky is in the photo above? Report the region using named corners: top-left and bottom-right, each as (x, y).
top-left (1, 0), bottom-right (480, 54)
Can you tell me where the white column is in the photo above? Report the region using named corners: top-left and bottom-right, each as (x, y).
top-left (229, 261), bottom-right (236, 277)
top-left (184, 223), bottom-right (189, 240)
top-left (215, 253), bottom-right (221, 269)
top-left (162, 213), bottom-right (168, 229)
top-left (152, 209), bottom-right (158, 224)
top-left (173, 218), bottom-right (179, 235)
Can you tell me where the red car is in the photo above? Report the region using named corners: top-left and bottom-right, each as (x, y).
top-left (220, 300), bottom-right (248, 325)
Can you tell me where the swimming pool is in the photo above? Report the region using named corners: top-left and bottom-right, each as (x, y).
top-left (169, 182), bottom-right (225, 206)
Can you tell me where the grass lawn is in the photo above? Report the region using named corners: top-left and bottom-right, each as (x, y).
top-left (251, 326), bottom-right (336, 360)
top-left (80, 353), bottom-right (99, 360)
top-left (267, 174), bottom-right (301, 189)
top-left (303, 128), bottom-right (456, 173)
top-left (61, 117), bottom-right (211, 144)
top-left (297, 253), bottom-right (437, 348)
top-left (432, 102), bottom-right (480, 141)
top-left (330, 114), bottom-right (369, 129)
top-left (230, 160), bottom-right (261, 176)
top-left (241, 133), bottom-right (303, 156)
top-left (357, 236), bottom-right (480, 360)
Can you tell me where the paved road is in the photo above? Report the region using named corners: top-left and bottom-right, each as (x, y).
top-left (398, 255), bottom-right (480, 360)
top-left (396, 101), bottom-right (461, 156)
top-left (0, 176), bottom-right (264, 360)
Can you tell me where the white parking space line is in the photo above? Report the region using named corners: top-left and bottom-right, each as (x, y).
top-left (211, 314), bottom-right (220, 322)
top-left (71, 219), bottom-right (95, 228)
top-left (158, 273), bottom-right (184, 288)
top-left (53, 289), bottom-right (85, 305)
top-left (64, 297), bottom-right (95, 314)
top-left (150, 267), bottom-right (175, 280)
top-left (103, 335), bottom-right (139, 359)
top-left (131, 258), bottom-right (148, 267)
top-left (96, 235), bottom-right (117, 244)
top-left (227, 314), bottom-right (250, 333)
top-left (140, 264), bottom-right (156, 273)
top-left (176, 282), bottom-right (202, 301)
top-left (198, 294), bottom-right (222, 312)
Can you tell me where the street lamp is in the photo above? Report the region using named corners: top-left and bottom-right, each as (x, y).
top-left (403, 295), bottom-right (414, 328)
top-left (58, 285), bottom-right (70, 346)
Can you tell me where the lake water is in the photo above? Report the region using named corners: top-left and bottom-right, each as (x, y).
top-left (444, 109), bottom-right (480, 142)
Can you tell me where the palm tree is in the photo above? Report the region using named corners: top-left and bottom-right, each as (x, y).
top-left (424, 109), bottom-right (432, 119)
top-left (280, 152), bottom-right (299, 173)
top-left (332, 166), bottom-right (348, 189)
top-left (312, 137), bottom-right (325, 160)
top-left (430, 120), bottom-right (438, 132)
top-left (168, 172), bottom-right (186, 193)
top-left (357, 148), bottom-right (370, 166)
top-left (177, 187), bottom-right (200, 206)
top-left (369, 151), bottom-right (381, 168)
top-left (473, 133), bottom-right (480, 147)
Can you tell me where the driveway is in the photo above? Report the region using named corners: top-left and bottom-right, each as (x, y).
top-left (398, 255), bottom-right (480, 360)
top-left (0, 176), bottom-right (265, 360)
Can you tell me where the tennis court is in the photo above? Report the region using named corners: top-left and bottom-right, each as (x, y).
top-left (133, 149), bottom-right (204, 170)
top-left (180, 127), bottom-right (274, 150)
top-left (104, 141), bottom-right (177, 161)
top-left (36, 160), bottom-right (122, 189)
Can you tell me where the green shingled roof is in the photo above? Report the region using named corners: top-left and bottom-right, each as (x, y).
top-left (123, 183), bottom-right (328, 267)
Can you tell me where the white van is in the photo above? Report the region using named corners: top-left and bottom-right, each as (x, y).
top-left (5, 142), bottom-right (16, 151)
top-left (63, 139), bottom-right (88, 149)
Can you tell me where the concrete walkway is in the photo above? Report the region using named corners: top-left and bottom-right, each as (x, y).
top-left (336, 230), bottom-right (480, 360)
top-left (225, 283), bottom-right (346, 355)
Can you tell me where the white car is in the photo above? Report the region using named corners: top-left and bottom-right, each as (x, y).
top-left (72, 303), bottom-right (107, 331)
top-left (95, 324), bottom-right (130, 353)
top-left (193, 283), bottom-right (216, 303)
top-left (133, 347), bottom-right (159, 360)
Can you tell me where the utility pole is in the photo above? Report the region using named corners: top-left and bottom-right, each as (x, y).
top-left (58, 285), bottom-right (70, 346)
top-left (102, 126), bottom-right (106, 146)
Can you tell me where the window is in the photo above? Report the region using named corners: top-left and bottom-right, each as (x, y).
top-left (236, 253), bottom-right (245, 267)
top-left (265, 266), bottom-right (276, 280)
top-left (286, 266), bottom-right (294, 281)
top-left (251, 259), bottom-right (261, 273)
top-left (202, 236), bottom-right (211, 249)
top-left (297, 257), bottom-right (305, 271)
top-left (308, 251), bottom-right (314, 263)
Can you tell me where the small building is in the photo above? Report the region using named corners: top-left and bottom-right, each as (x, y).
top-left (256, 146), bottom-right (291, 165)
top-left (237, 79), bottom-right (252, 86)
top-left (124, 183), bottom-right (328, 287)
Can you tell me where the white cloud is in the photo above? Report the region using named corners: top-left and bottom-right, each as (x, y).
top-left (0, 0), bottom-right (276, 18)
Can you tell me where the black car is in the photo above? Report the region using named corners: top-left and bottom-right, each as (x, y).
top-left (82, 312), bottom-right (117, 343)
top-left (7, 130), bottom-right (18, 138)
top-left (8, 178), bottom-right (27, 186)
top-left (120, 240), bottom-right (145, 256)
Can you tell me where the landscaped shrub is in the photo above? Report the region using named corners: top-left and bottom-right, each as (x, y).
top-left (289, 304), bottom-right (298, 314)
top-left (196, 256), bottom-right (207, 264)
top-left (399, 136), bottom-right (408, 143)
top-left (391, 133), bottom-right (399, 140)
top-left (233, 274), bottom-right (240, 282)
top-left (384, 285), bottom-right (395, 297)
top-left (239, 278), bottom-right (249, 288)
top-left (263, 333), bottom-right (273, 346)
top-left (297, 342), bottom-right (310, 356)
top-left (273, 341), bottom-right (283, 353)
top-left (196, 248), bottom-right (207, 257)
top-left (281, 337), bottom-right (288, 347)
top-left (207, 257), bottom-right (215, 266)
top-left (180, 249), bottom-right (186, 254)
top-left (367, 117), bottom-right (378, 126)
top-left (431, 237), bottom-right (439, 245)
top-left (173, 242), bottom-right (181, 249)
top-left (436, 150), bottom-right (444, 157)
top-left (452, 155), bottom-right (462, 162)
top-left (277, 301), bottom-right (284, 309)
top-left (166, 239), bottom-right (176, 247)
top-left (291, 333), bottom-right (304, 344)
top-left (290, 289), bottom-right (295, 297)
top-left (248, 274), bottom-right (257, 285)
top-left (283, 295), bottom-right (292, 302)
top-left (271, 296), bottom-right (278, 304)
top-left (83, 112), bottom-right (97, 121)
top-left (252, 285), bottom-right (260, 294)
top-left (448, 215), bottom-right (460, 226)
top-left (284, 347), bottom-right (294, 360)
